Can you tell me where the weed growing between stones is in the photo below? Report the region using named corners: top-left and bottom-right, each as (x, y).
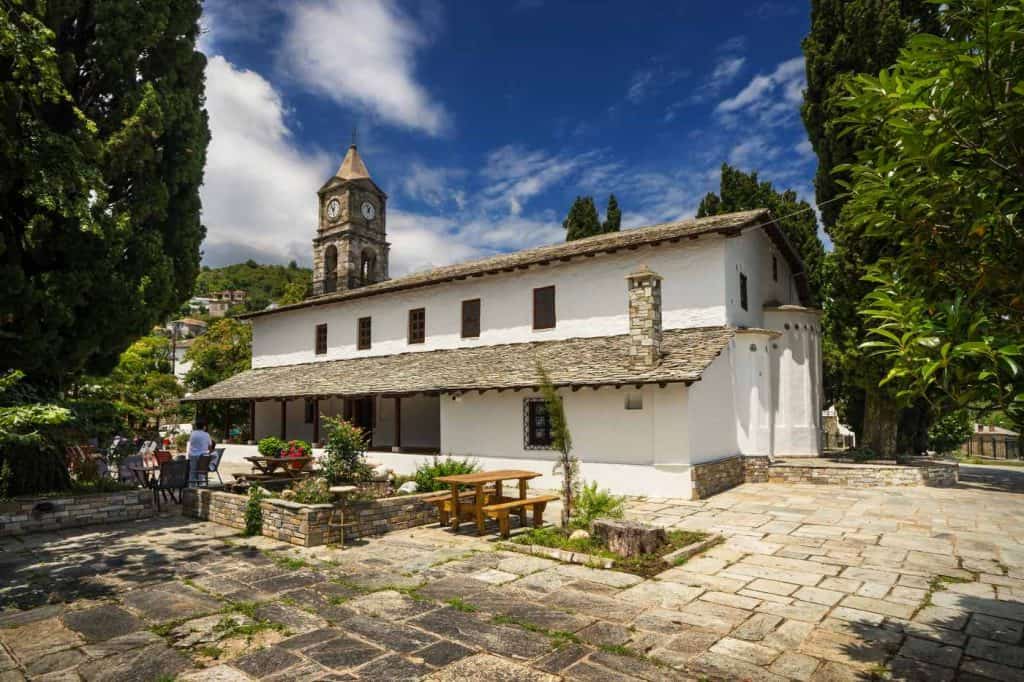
top-left (445, 598), bottom-right (477, 612)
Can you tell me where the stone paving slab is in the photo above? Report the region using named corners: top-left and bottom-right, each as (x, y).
top-left (4, 467), bottom-right (1024, 679)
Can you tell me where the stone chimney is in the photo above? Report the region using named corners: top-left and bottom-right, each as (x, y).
top-left (626, 265), bottom-right (663, 369)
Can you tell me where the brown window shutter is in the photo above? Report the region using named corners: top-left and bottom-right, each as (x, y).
top-left (461, 299), bottom-right (481, 338)
top-left (533, 286), bottom-right (555, 330)
top-left (357, 317), bottom-right (371, 350)
top-left (408, 308), bottom-right (425, 344)
top-left (315, 323), bottom-right (328, 355)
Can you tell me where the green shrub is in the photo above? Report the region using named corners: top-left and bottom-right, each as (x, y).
top-left (413, 456), bottom-right (479, 492)
top-left (174, 432), bottom-right (190, 453)
top-left (244, 486), bottom-right (266, 536)
top-left (928, 412), bottom-right (974, 455)
top-left (571, 481), bottom-right (625, 530)
top-left (288, 477), bottom-right (332, 504)
top-left (257, 437), bottom-right (286, 458)
top-left (321, 416), bottom-right (373, 484)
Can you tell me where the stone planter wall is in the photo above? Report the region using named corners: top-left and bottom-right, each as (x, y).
top-left (0, 490), bottom-right (153, 536)
top-left (690, 455), bottom-right (772, 499)
top-left (181, 488), bottom-right (437, 546)
top-left (766, 459), bottom-right (958, 488)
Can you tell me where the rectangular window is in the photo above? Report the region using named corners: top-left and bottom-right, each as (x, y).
top-left (772, 255), bottom-right (778, 282)
top-left (533, 286), bottom-right (556, 330)
top-left (740, 273), bottom-right (749, 312)
top-left (625, 393), bottom-right (643, 410)
top-left (357, 316), bottom-right (372, 350)
top-left (524, 398), bottom-right (553, 449)
top-left (315, 323), bottom-right (328, 355)
top-left (408, 308), bottom-right (425, 344)
top-left (461, 299), bottom-right (481, 338)
top-left (304, 399), bottom-right (315, 424)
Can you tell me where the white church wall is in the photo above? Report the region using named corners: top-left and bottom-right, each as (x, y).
top-left (723, 229), bottom-right (800, 330)
top-left (765, 308), bottom-right (823, 456)
top-left (251, 237), bottom-right (729, 368)
top-left (732, 331), bottom-right (776, 456)
top-left (686, 347), bottom-right (740, 463)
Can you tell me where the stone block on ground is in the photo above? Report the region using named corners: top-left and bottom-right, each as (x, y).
top-left (590, 518), bottom-right (666, 558)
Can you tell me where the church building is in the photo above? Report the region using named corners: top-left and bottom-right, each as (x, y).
top-left (187, 146), bottom-right (823, 498)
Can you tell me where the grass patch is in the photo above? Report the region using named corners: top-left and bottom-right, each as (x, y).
top-left (223, 601), bottom-right (260, 619)
top-left (446, 598), bottom-right (477, 612)
top-left (512, 527), bottom-right (710, 578)
top-left (197, 645), bottom-right (223, 659)
top-left (266, 554), bottom-right (309, 570)
top-left (491, 614), bottom-right (581, 646)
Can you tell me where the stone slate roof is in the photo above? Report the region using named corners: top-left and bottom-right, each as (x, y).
top-left (241, 208), bottom-right (808, 320)
top-left (183, 327), bottom-right (736, 402)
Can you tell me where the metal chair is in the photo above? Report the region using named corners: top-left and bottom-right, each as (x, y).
top-left (193, 454), bottom-right (212, 487)
top-left (151, 460), bottom-right (189, 511)
top-left (154, 450), bottom-right (173, 465)
top-left (208, 447), bottom-right (225, 486)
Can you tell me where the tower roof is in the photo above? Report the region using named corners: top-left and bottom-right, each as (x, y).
top-left (336, 144), bottom-right (371, 180)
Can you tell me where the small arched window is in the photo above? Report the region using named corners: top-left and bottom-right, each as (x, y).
top-left (360, 251), bottom-right (376, 284)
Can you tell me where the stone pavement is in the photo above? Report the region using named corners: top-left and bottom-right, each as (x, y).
top-left (1, 464), bottom-right (1023, 680)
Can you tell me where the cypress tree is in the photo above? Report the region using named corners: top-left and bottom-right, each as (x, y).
top-left (602, 194), bottom-right (621, 233)
top-left (563, 196), bottom-right (602, 241)
top-left (801, 0), bottom-right (941, 453)
top-left (0, 0), bottom-right (209, 389)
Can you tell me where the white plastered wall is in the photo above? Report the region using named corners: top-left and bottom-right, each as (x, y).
top-left (724, 229), bottom-right (799, 329)
top-left (251, 238), bottom-right (729, 368)
top-left (765, 308), bottom-right (823, 456)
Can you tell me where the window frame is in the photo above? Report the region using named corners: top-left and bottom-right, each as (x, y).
top-left (523, 398), bottom-right (554, 449)
top-left (739, 273), bottom-right (749, 312)
top-left (357, 316), bottom-right (372, 350)
top-left (461, 298), bottom-right (481, 339)
top-left (532, 285), bottom-right (556, 331)
top-left (772, 255), bottom-right (778, 282)
top-left (408, 308), bottom-right (426, 344)
top-left (315, 323), bottom-right (328, 355)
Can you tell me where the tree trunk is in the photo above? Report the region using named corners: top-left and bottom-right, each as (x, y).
top-left (591, 519), bottom-right (667, 558)
top-left (863, 392), bottom-right (899, 456)
top-left (560, 451), bottom-right (571, 529)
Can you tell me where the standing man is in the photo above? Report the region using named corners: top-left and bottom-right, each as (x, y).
top-left (187, 418), bottom-right (215, 485)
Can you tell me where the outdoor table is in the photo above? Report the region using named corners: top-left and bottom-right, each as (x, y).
top-left (244, 455), bottom-right (313, 478)
top-left (128, 465), bottom-right (160, 487)
top-left (436, 469), bottom-right (541, 535)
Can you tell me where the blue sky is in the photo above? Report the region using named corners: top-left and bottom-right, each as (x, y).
top-left (199, 0), bottom-right (817, 275)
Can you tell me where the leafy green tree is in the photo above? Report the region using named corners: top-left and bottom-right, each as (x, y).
top-left (184, 319), bottom-right (251, 439)
top-left (801, 0), bottom-right (940, 453)
top-left (278, 281), bottom-right (308, 306)
top-left (83, 335), bottom-right (183, 432)
top-left (842, 1), bottom-right (1024, 431)
top-left (697, 164), bottom-right (826, 303)
top-left (0, 0), bottom-right (209, 387)
top-left (603, 194), bottom-right (622, 233)
top-left (0, 371), bottom-right (72, 495)
top-left (563, 196), bottom-right (602, 241)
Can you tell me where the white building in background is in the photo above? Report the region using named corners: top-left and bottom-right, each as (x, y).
top-left (187, 146), bottom-right (823, 498)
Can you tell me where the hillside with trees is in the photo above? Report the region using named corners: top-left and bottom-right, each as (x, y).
top-left (194, 260), bottom-right (312, 312)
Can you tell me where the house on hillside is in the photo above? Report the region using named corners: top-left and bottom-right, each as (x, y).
top-left (963, 423), bottom-right (1021, 460)
top-left (186, 146), bottom-right (823, 498)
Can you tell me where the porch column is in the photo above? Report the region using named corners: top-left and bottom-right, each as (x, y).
top-left (223, 402), bottom-right (231, 444)
top-left (392, 397), bottom-right (402, 452)
top-left (280, 400), bottom-right (287, 440)
top-left (249, 400), bottom-right (256, 444)
top-left (312, 398), bottom-right (320, 445)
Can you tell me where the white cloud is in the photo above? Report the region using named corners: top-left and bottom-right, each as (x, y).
top-left (626, 70), bottom-right (654, 103)
top-left (279, 0), bottom-right (449, 135)
top-left (794, 138), bottom-right (814, 158)
top-left (200, 55), bottom-right (332, 266)
top-left (481, 146), bottom-right (597, 216)
top-left (717, 56), bottom-right (804, 115)
top-left (400, 162), bottom-right (466, 208)
top-left (728, 136), bottom-right (782, 166)
top-left (711, 56), bottom-right (746, 82)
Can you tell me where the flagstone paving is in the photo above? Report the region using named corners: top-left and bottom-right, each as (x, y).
top-left (1, 463), bottom-right (1024, 680)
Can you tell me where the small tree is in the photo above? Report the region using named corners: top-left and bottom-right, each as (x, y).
top-left (563, 196), bottom-right (602, 241)
top-left (538, 364), bottom-right (578, 528)
top-left (321, 416), bottom-right (373, 484)
top-left (603, 194), bottom-right (622, 233)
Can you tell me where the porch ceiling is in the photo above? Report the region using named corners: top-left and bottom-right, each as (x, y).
top-left (183, 327), bottom-right (736, 403)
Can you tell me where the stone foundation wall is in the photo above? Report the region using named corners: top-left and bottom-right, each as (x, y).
top-left (181, 489), bottom-right (436, 546)
top-left (743, 456), bottom-right (771, 483)
top-left (0, 490), bottom-right (153, 536)
top-left (766, 459), bottom-right (958, 488)
top-left (690, 455), bottom-right (774, 499)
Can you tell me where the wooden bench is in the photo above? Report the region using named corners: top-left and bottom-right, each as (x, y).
top-left (423, 487), bottom-right (496, 526)
top-left (482, 495), bottom-right (560, 538)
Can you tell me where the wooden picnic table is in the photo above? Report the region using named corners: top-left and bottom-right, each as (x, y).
top-left (436, 469), bottom-right (542, 535)
top-left (244, 455), bottom-right (313, 478)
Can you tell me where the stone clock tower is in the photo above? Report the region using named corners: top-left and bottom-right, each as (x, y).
top-left (312, 145), bottom-right (389, 295)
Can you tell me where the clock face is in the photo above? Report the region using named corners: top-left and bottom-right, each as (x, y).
top-left (361, 201), bottom-right (376, 220)
top-left (326, 198), bottom-right (341, 221)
